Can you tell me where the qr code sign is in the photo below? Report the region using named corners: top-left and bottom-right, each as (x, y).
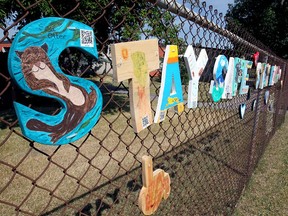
top-left (80, 29), bottom-right (94, 47)
top-left (160, 111), bottom-right (166, 122)
top-left (142, 116), bottom-right (150, 129)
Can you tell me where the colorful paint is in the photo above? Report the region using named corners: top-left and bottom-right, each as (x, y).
top-left (239, 59), bottom-right (252, 95)
top-left (8, 17), bottom-right (103, 145)
top-left (232, 58), bottom-right (251, 95)
top-left (110, 43), bottom-right (282, 132)
top-left (232, 58), bottom-right (242, 96)
top-left (184, 45), bottom-right (208, 108)
top-left (222, 57), bottom-right (234, 99)
top-left (209, 55), bottom-right (228, 102)
top-left (111, 39), bottom-right (159, 133)
top-left (154, 45), bottom-right (184, 123)
top-left (138, 155), bottom-right (171, 215)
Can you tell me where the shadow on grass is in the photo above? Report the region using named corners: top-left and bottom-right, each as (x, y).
top-left (41, 124), bottom-right (248, 215)
top-left (76, 189), bottom-right (121, 216)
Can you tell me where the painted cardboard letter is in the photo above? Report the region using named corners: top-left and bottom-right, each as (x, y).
top-left (209, 55), bottom-right (228, 102)
top-left (222, 57), bottom-right (234, 99)
top-left (259, 63), bottom-right (267, 89)
top-left (255, 62), bottom-right (262, 89)
top-left (138, 155), bottom-right (171, 215)
top-left (232, 58), bottom-right (252, 95)
top-left (111, 39), bottom-right (159, 133)
top-left (154, 45), bottom-right (184, 123)
top-left (232, 58), bottom-right (242, 96)
top-left (184, 45), bottom-right (208, 108)
top-left (268, 65), bottom-right (276, 86)
top-left (239, 59), bottom-right (252, 95)
top-left (265, 64), bottom-right (271, 88)
top-left (8, 17), bottom-right (103, 145)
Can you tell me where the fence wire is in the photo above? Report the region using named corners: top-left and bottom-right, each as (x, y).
top-left (1, 0), bottom-right (288, 215)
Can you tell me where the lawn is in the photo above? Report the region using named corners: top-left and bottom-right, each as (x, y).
top-left (234, 114), bottom-right (288, 215)
top-left (0, 74), bottom-right (280, 215)
top-left (0, 76), bottom-right (239, 215)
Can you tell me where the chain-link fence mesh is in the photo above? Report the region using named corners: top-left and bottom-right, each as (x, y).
top-left (1, 0), bottom-right (288, 215)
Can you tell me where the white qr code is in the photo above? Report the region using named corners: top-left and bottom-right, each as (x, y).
top-left (142, 116), bottom-right (150, 129)
top-left (80, 29), bottom-right (94, 47)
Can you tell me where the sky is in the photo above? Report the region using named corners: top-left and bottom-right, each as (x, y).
top-left (203, 0), bottom-right (235, 15)
top-left (172, 0), bottom-right (236, 48)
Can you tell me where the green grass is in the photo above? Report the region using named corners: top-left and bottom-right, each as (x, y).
top-left (0, 74), bottom-right (271, 215)
top-left (0, 93), bottom-right (230, 215)
top-left (234, 114), bottom-right (288, 216)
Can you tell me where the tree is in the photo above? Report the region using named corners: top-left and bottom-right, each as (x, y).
top-left (226, 0), bottom-right (288, 58)
top-left (0, 0), bottom-right (181, 46)
top-left (1, 0), bottom-right (184, 78)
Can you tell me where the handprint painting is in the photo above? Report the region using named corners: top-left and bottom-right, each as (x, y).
top-left (8, 17), bottom-right (103, 145)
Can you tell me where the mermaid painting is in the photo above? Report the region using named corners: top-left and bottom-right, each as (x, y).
top-left (16, 43), bottom-right (97, 143)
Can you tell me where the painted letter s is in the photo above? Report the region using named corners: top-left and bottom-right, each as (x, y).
top-left (8, 17), bottom-right (102, 145)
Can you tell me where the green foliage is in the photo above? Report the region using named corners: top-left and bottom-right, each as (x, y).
top-left (226, 0), bottom-right (288, 58)
top-left (1, 0), bottom-right (185, 79)
top-left (1, 0), bottom-right (182, 51)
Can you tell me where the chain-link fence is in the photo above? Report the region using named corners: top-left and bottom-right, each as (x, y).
top-left (1, 0), bottom-right (288, 215)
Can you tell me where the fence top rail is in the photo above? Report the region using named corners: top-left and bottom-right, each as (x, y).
top-left (147, 0), bottom-right (286, 64)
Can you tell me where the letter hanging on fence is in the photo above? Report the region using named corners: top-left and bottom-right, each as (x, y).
top-left (232, 57), bottom-right (251, 96)
top-left (222, 57), bottom-right (235, 99)
top-left (111, 39), bottom-right (159, 133)
top-left (8, 17), bottom-right (103, 145)
top-left (138, 155), bottom-right (171, 215)
top-left (269, 65), bottom-right (276, 86)
top-left (259, 63), bottom-right (267, 89)
top-left (154, 45), bottom-right (184, 123)
top-left (255, 62), bottom-right (262, 89)
top-left (239, 59), bottom-right (252, 95)
top-left (184, 45), bottom-right (208, 108)
top-left (209, 55), bottom-right (228, 102)
top-left (270, 65), bottom-right (281, 87)
top-left (265, 64), bottom-right (271, 88)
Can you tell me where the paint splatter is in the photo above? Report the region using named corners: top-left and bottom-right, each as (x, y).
top-left (131, 52), bottom-right (148, 87)
top-left (122, 48), bottom-right (129, 60)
